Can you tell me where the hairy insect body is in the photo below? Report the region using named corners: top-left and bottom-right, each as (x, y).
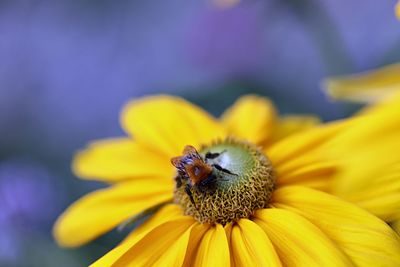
top-left (171, 145), bottom-right (233, 205)
top-left (172, 146), bottom-right (212, 185)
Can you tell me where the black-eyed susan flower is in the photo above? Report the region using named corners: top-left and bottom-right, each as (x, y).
top-left (54, 95), bottom-right (400, 266)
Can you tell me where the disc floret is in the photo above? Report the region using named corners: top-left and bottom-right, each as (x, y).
top-left (173, 138), bottom-right (275, 225)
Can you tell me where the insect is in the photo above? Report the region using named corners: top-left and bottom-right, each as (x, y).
top-left (171, 145), bottom-right (235, 205)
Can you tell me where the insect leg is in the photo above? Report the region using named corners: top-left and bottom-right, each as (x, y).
top-left (175, 176), bottom-right (182, 188)
top-left (185, 184), bottom-right (195, 205)
top-left (205, 150), bottom-right (227, 159)
top-left (205, 151), bottom-right (220, 159)
top-left (212, 164), bottom-right (238, 176)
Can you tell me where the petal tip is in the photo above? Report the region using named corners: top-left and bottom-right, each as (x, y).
top-left (52, 213), bottom-right (80, 248)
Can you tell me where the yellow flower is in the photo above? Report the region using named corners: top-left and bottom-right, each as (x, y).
top-left (396, 1), bottom-right (400, 19)
top-left (54, 95), bottom-right (400, 266)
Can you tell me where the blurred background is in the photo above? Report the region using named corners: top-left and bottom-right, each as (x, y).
top-left (0, 0), bottom-right (399, 266)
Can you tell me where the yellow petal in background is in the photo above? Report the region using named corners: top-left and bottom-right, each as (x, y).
top-left (266, 115), bottom-right (320, 146)
top-left (396, 1), bottom-right (400, 19)
top-left (121, 95), bottom-right (226, 157)
top-left (358, 88), bottom-right (400, 116)
top-left (254, 208), bottom-right (352, 267)
top-left (112, 218), bottom-right (196, 267)
top-left (323, 63), bottom-right (400, 103)
top-left (230, 219), bottom-right (282, 267)
top-left (53, 180), bottom-right (173, 247)
top-left (273, 186), bottom-right (400, 267)
top-left (221, 95), bottom-right (277, 145)
top-left (73, 138), bottom-right (173, 182)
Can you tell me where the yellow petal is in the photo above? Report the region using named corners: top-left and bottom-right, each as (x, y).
top-left (91, 239), bottom-right (134, 267)
top-left (358, 89), bottom-right (400, 115)
top-left (276, 160), bottom-right (336, 191)
top-left (121, 95), bottom-right (226, 157)
top-left (123, 204), bottom-right (183, 243)
top-left (396, 1), bottom-right (400, 19)
top-left (223, 223), bottom-right (235, 266)
top-left (221, 95), bottom-right (276, 145)
top-left (269, 99), bottom-right (400, 223)
top-left (326, 96), bottom-right (400, 149)
top-left (330, 140), bottom-right (400, 222)
top-left (111, 217), bottom-right (196, 267)
top-left (270, 96), bottom-right (400, 198)
top-left (267, 115), bottom-right (320, 146)
top-left (253, 208), bottom-right (352, 267)
top-left (320, 100), bottom-right (400, 222)
top-left (268, 121), bottom-right (345, 190)
top-left (191, 224), bottom-right (230, 267)
top-left (268, 121), bottom-right (345, 167)
top-left (323, 63), bottom-right (400, 103)
top-left (73, 138), bottom-right (173, 183)
top-left (91, 204), bottom-right (183, 267)
top-left (271, 98), bottom-right (400, 223)
top-left (53, 180), bottom-right (173, 247)
top-left (273, 186), bottom-right (400, 267)
top-left (391, 220), bottom-right (400, 235)
top-left (230, 219), bottom-right (282, 267)
top-left (183, 224), bottom-right (211, 267)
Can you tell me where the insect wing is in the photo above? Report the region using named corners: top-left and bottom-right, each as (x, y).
top-left (182, 145), bottom-right (198, 156)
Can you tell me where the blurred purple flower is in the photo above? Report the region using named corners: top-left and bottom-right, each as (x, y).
top-left (0, 0), bottom-right (399, 157)
top-left (0, 159), bottom-right (62, 263)
top-left (0, 1), bottom-right (211, 156)
top-left (0, 225), bottom-right (19, 263)
top-left (0, 159), bottom-right (61, 228)
top-left (322, 0), bottom-right (400, 70)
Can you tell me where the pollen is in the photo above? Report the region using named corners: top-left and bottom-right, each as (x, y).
top-left (173, 137), bottom-right (276, 225)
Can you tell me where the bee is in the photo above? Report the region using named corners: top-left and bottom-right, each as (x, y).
top-left (171, 145), bottom-right (236, 205)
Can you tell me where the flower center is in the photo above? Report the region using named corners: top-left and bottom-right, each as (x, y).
top-left (172, 138), bottom-right (275, 225)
